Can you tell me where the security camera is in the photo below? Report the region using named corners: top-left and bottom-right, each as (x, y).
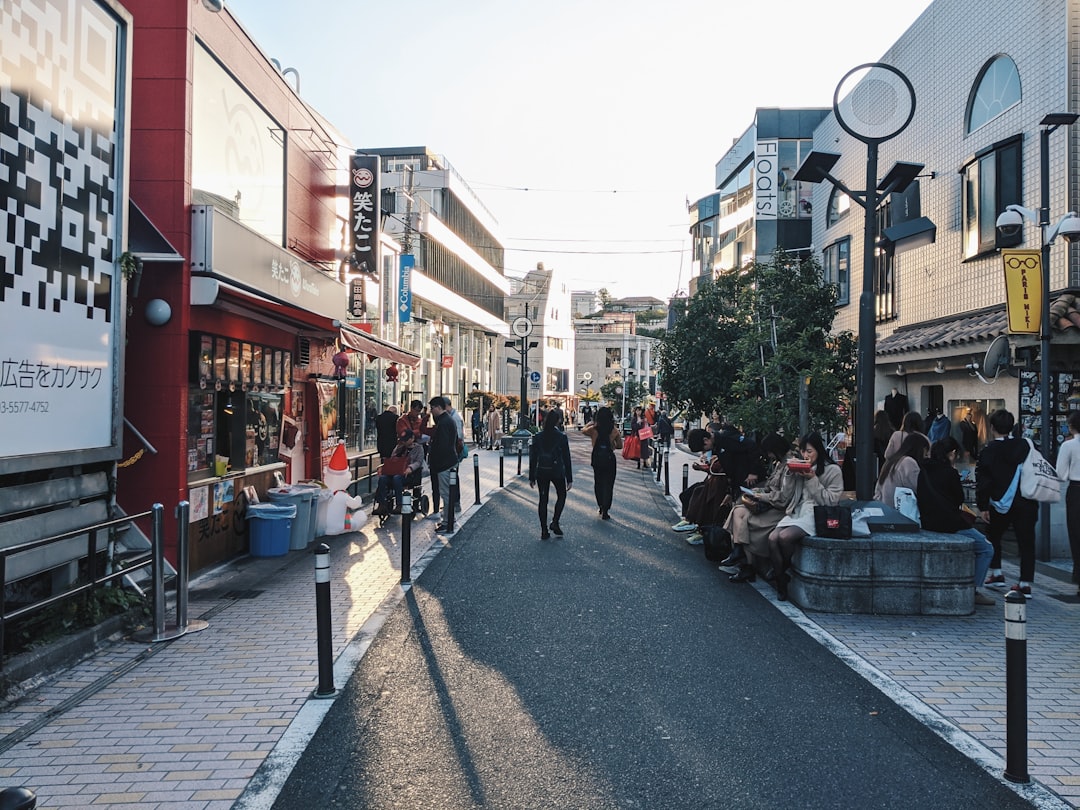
top-left (201, 0), bottom-right (224, 12)
top-left (1057, 212), bottom-right (1080, 243)
top-left (995, 208), bottom-right (1024, 239)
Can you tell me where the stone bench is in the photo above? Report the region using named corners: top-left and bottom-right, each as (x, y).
top-left (791, 530), bottom-right (978, 615)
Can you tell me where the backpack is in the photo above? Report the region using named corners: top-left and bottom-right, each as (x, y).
top-left (702, 526), bottom-right (732, 562)
top-left (536, 434), bottom-right (563, 475)
top-left (591, 431), bottom-right (616, 468)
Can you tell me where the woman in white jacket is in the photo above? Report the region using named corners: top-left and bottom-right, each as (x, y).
top-left (767, 432), bottom-right (844, 600)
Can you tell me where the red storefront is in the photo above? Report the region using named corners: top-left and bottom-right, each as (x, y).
top-left (119, 0), bottom-right (415, 571)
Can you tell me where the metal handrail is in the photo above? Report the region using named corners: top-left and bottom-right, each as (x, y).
top-left (0, 506), bottom-right (162, 667)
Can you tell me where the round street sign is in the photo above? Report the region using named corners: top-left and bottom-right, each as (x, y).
top-left (582, 371), bottom-right (592, 381)
top-left (620, 358), bottom-right (630, 369)
top-left (512, 317), bottom-right (533, 338)
top-left (529, 370), bottom-right (542, 385)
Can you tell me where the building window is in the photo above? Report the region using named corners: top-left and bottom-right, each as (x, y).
top-left (605, 348), bottom-right (621, 368)
top-left (966, 55), bottom-right (1021, 135)
top-left (546, 336), bottom-right (565, 350)
top-left (822, 238), bottom-right (850, 306)
top-left (827, 188), bottom-right (850, 227)
top-left (961, 136), bottom-right (1023, 258)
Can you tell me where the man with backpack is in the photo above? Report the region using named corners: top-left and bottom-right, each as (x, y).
top-left (529, 410), bottom-right (573, 539)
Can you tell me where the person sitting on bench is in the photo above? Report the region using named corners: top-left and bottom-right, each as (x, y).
top-left (372, 430), bottom-right (424, 515)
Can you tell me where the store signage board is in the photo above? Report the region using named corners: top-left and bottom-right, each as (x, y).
top-left (192, 206), bottom-right (351, 324)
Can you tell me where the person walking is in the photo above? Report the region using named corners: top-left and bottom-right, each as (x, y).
top-left (583, 406), bottom-right (622, 520)
top-left (426, 397), bottom-right (459, 533)
top-left (529, 410), bottom-right (573, 539)
top-left (1056, 410), bottom-right (1080, 596)
top-left (976, 409), bottom-right (1037, 597)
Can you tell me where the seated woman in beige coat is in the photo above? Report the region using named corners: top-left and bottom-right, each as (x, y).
top-left (767, 432), bottom-right (845, 600)
top-left (721, 433), bottom-right (796, 584)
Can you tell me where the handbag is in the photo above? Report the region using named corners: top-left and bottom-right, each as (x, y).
top-left (637, 425), bottom-right (653, 440)
top-left (1019, 438), bottom-right (1062, 503)
top-left (814, 504), bottom-right (853, 539)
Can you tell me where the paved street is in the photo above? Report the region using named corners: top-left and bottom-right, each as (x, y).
top-left (0, 432), bottom-right (1076, 808)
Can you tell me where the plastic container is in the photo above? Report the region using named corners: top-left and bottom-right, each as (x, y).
top-left (292, 483), bottom-right (323, 543)
top-left (267, 486), bottom-right (317, 550)
top-left (247, 503), bottom-right (296, 558)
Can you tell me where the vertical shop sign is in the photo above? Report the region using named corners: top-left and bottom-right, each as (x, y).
top-left (349, 278), bottom-right (365, 318)
top-left (350, 154), bottom-right (379, 272)
top-left (754, 139), bottom-right (778, 220)
top-left (1002, 249), bottom-right (1042, 334)
top-left (398, 255), bottom-right (414, 323)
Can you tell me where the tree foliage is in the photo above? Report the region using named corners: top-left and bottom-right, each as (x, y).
top-left (600, 378), bottom-right (649, 417)
top-left (657, 252), bottom-right (856, 439)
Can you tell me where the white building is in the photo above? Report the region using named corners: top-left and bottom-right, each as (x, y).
top-left (802, 0), bottom-right (1080, 554)
top-left (366, 147), bottom-right (510, 409)
top-left (498, 264), bottom-right (575, 410)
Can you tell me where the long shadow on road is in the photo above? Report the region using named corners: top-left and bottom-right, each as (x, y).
top-left (274, 435), bottom-right (1034, 809)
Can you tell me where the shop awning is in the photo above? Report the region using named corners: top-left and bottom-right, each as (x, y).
top-left (340, 325), bottom-right (421, 368)
top-left (128, 201), bottom-right (183, 262)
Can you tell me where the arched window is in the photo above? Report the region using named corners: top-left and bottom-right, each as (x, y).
top-left (966, 55), bottom-right (1021, 134)
top-left (827, 187), bottom-right (850, 227)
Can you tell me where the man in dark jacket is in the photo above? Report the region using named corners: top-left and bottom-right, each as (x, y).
top-left (374, 405), bottom-right (399, 461)
top-left (976, 409), bottom-right (1037, 597)
top-left (427, 397), bottom-right (459, 532)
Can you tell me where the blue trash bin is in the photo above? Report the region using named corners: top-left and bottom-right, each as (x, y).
top-left (267, 486), bottom-right (314, 550)
top-left (247, 503), bottom-right (296, 557)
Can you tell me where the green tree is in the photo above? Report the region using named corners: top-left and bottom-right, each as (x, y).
top-left (600, 378), bottom-right (649, 418)
top-left (657, 252), bottom-right (855, 439)
top-left (598, 288), bottom-right (612, 309)
top-left (655, 271), bottom-right (744, 419)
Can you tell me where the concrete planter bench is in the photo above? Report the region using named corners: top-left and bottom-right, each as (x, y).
top-left (791, 530), bottom-right (978, 615)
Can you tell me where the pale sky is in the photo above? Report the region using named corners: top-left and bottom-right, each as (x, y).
top-left (221, 0), bottom-right (933, 300)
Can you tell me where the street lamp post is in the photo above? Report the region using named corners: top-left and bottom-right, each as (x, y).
top-left (794, 63), bottom-right (921, 501)
top-left (996, 112), bottom-right (1080, 560)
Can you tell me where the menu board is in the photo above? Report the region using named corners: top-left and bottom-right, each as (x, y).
top-left (187, 390), bottom-right (215, 473)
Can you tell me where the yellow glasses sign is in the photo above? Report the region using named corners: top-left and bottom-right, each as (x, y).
top-left (1002, 249), bottom-right (1043, 334)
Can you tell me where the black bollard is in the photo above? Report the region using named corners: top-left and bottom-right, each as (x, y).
top-left (1003, 590), bottom-right (1030, 783)
top-left (517, 445), bottom-right (523, 476)
top-left (0, 788), bottom-right (36, 810)
top-left (473, 452), bottom-right (481, 505)
top-left (664, 450), bottom-right (670, 495)
top-left (682, 463), bottom-right (689, 495)
top-left (656, 448), bottom-right (662, 482)
top-left (312, 543), bottom-right (337, 699)
top-left (400, 491), bottom-right (413, 585)
top-left (448, 467), bottom-right (458, 533)
top-left (499, 453), bottom-right (505, 487)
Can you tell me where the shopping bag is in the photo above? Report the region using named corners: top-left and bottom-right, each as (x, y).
top-left (813, 504), bottom-right (853, 539)
top-left (1020, 439), bottom-right (1062, 503)
top-left (637, 425), bottom-right (653, 440)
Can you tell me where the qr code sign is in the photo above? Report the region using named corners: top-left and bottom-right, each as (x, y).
top-left (0, 0), bottom-right (121, 324)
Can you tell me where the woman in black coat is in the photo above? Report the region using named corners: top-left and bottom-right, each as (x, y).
top-left (529, 409), bottom-right (573, 539)
top-left (917, 437), bottom-right (995, 605)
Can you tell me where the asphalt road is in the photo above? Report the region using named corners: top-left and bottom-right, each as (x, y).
top-left (274, 433), bottom-right (1034, 809)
